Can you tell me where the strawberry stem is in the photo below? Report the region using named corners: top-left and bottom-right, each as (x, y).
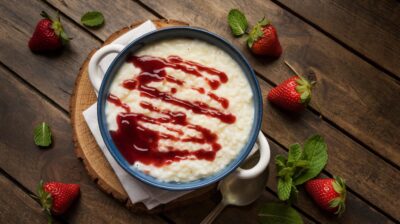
top-left (37, 180), bottom-right (53, 224)
top-left (285, 61), bottom-right (323, 118)
top-left (40, 11), bottom-right (51, 20)
top-left (331, 176), bottom-right (347, 216)
top-left (284, 61), bottom-right (301, 77)
top-left (56, 11), bottom-right (61, 22)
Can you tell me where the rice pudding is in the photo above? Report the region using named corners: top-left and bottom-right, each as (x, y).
top-left (106, 38), bottom-right (254, 182)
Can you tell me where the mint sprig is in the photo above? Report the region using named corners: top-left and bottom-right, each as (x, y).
top-left (81, 11), bottom-right (104, 28)
top-left (34, 122), bottom-right (52, 147)
top-left (275, 134), bottom-right (328, 201)
top-left (293, 135), bottom-right (328, 185)
top-left (227, 9), bottom-right (248, 36)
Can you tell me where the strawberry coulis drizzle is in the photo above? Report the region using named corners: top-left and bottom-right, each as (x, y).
top-left (108, 55), bottom-right (236, 167)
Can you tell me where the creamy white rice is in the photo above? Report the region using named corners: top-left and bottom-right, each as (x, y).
top-left (106, 38), bottom-right (254, 182)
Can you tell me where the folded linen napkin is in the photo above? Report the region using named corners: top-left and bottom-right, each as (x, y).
top-left (83, 20), bottom-right (190, 209)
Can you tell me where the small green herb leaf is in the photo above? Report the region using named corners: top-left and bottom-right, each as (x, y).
top-left (293, 160), bottom-right (310, 168)
top-left (81, 11), bottom-right (104, 27)
top-left (275, 155), bottom-right (287, 172)
top-left (259, 202), bottom-right (303, 224)
top-left (293, 135), bottom-right (328, 185)
top-left (34, 122), bottom-right (52, 147)
top-left (277, 176), bottom-right (292, 201)
top-left (227, 9), bottom-right (248, 36)
top-left (277, 167), bottom-right (294, 177)
top-left (287, 143), bottom-right (302, 163)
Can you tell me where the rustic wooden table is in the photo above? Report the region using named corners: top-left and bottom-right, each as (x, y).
top-left (0, 0), bottom-right (399, 223)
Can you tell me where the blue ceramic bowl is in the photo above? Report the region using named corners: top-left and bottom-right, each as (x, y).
top-left (97, 27), bottom-right (263, 190)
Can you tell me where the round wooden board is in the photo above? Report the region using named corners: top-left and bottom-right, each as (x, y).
top-left (70, 19), bottom-right (216, 213)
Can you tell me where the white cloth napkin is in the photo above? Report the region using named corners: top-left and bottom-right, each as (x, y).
top-left (83, 21), bottom-right (190, 209)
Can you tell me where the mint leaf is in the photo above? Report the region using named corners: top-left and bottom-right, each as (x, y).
top-left (293, 135), bottom-right (328, 185)
top-left (287, 143), bottom-right (302, 163)
top-left (259, 202), bottom-right (303, 224)
top-left (293, 160), bottom-right (309, 168)
top-left (228, 9), bottom-right (248, 36)
top-left (275, 155), bottom-right (287, 172)
top-left (277, 167), bottom-right (294, 177)
top-left (277, 176), bottom-right (292, 201)
top-left (81, 11), bottom-right (104, 27)
top-left (34, 122), bottom-right (52, 147)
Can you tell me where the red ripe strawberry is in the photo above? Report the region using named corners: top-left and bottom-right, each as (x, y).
top-left (268, 74), bottom-right (313, 112)
top-left (305, 176), bottom-right (346, 215)
top-left (38, 180), bottom-right (80, 217)
top-left (247, 18), bottom-right (282, 58)
top-left (29, 11), bottom-right (70, 53)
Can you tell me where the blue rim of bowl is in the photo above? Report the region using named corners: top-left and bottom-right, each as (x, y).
top-left (97, 27), bottom-right (263, 191)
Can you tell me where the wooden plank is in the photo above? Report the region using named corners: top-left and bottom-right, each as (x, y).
top-left (0, 0), bottom-right (396, 222)
top-left (140, 0), bottom-right (400, 167)
top-left (275, 0), bottom-right (400, 77)
top-left (44, 0), bottom-right (157, 40)
top-left (139, 0), bottom-right (400, 219)
top-left (0, 173), bottom-right (49, 224)
top-left (0, 65), bottom-right (166, 223)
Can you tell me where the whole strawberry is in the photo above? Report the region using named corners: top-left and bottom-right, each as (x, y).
top-left (38, 180), bottom-right (80, 219)
top-left (247, 18), bottom-right (282, 58)
top-left (268, 74), bottom-right (313, 112)
top-left (29, 11), bottom-right (70, 53)
top-left (305, 176), bottom-right (346, 215)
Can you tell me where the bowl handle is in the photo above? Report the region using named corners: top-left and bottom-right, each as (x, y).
top-left (88, 44), bottom-right (125, 93)
top-left (235, 132), bottom-right (271, 179)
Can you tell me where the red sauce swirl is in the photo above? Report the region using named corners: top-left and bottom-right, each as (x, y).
top-left (108, 55), bottom-right (236, 167)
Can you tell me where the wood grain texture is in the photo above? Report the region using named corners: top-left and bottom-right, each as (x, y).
top-left (140, 0), bottom-right (400, 219)
top-left (0, 65), bottom-right (165, 223)
top-left (276, 0), bottom-right (400, 77)
top-left (264, 138), bottom-right (394, 224)
top-left (258, 78), bottom-right (400, 221)
top-left (141, 0), bottom-right (400, 167)
top-left (45, 0), bottom-right (157, 40)
top-left (0, 0), bottom-right (398, 223)
top-left (0, 173), bottom-right (48, 224)
top-left (0, 0), bottom-right (99, 109)
top-left (165, 189), bottom-right (316, 224)
top-left (52, 3), bottom-right (396, 221)
top-left (70, 19), bottom-right (216, 213)
top-left (163, 135), bottom-right (394, 224)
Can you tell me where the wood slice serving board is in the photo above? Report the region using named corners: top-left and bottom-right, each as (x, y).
top-left (70, 19), bottom-right (216, 213)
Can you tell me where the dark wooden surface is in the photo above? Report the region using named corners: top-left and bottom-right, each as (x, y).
top-left (0, 0), bottom-right (399, 223)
